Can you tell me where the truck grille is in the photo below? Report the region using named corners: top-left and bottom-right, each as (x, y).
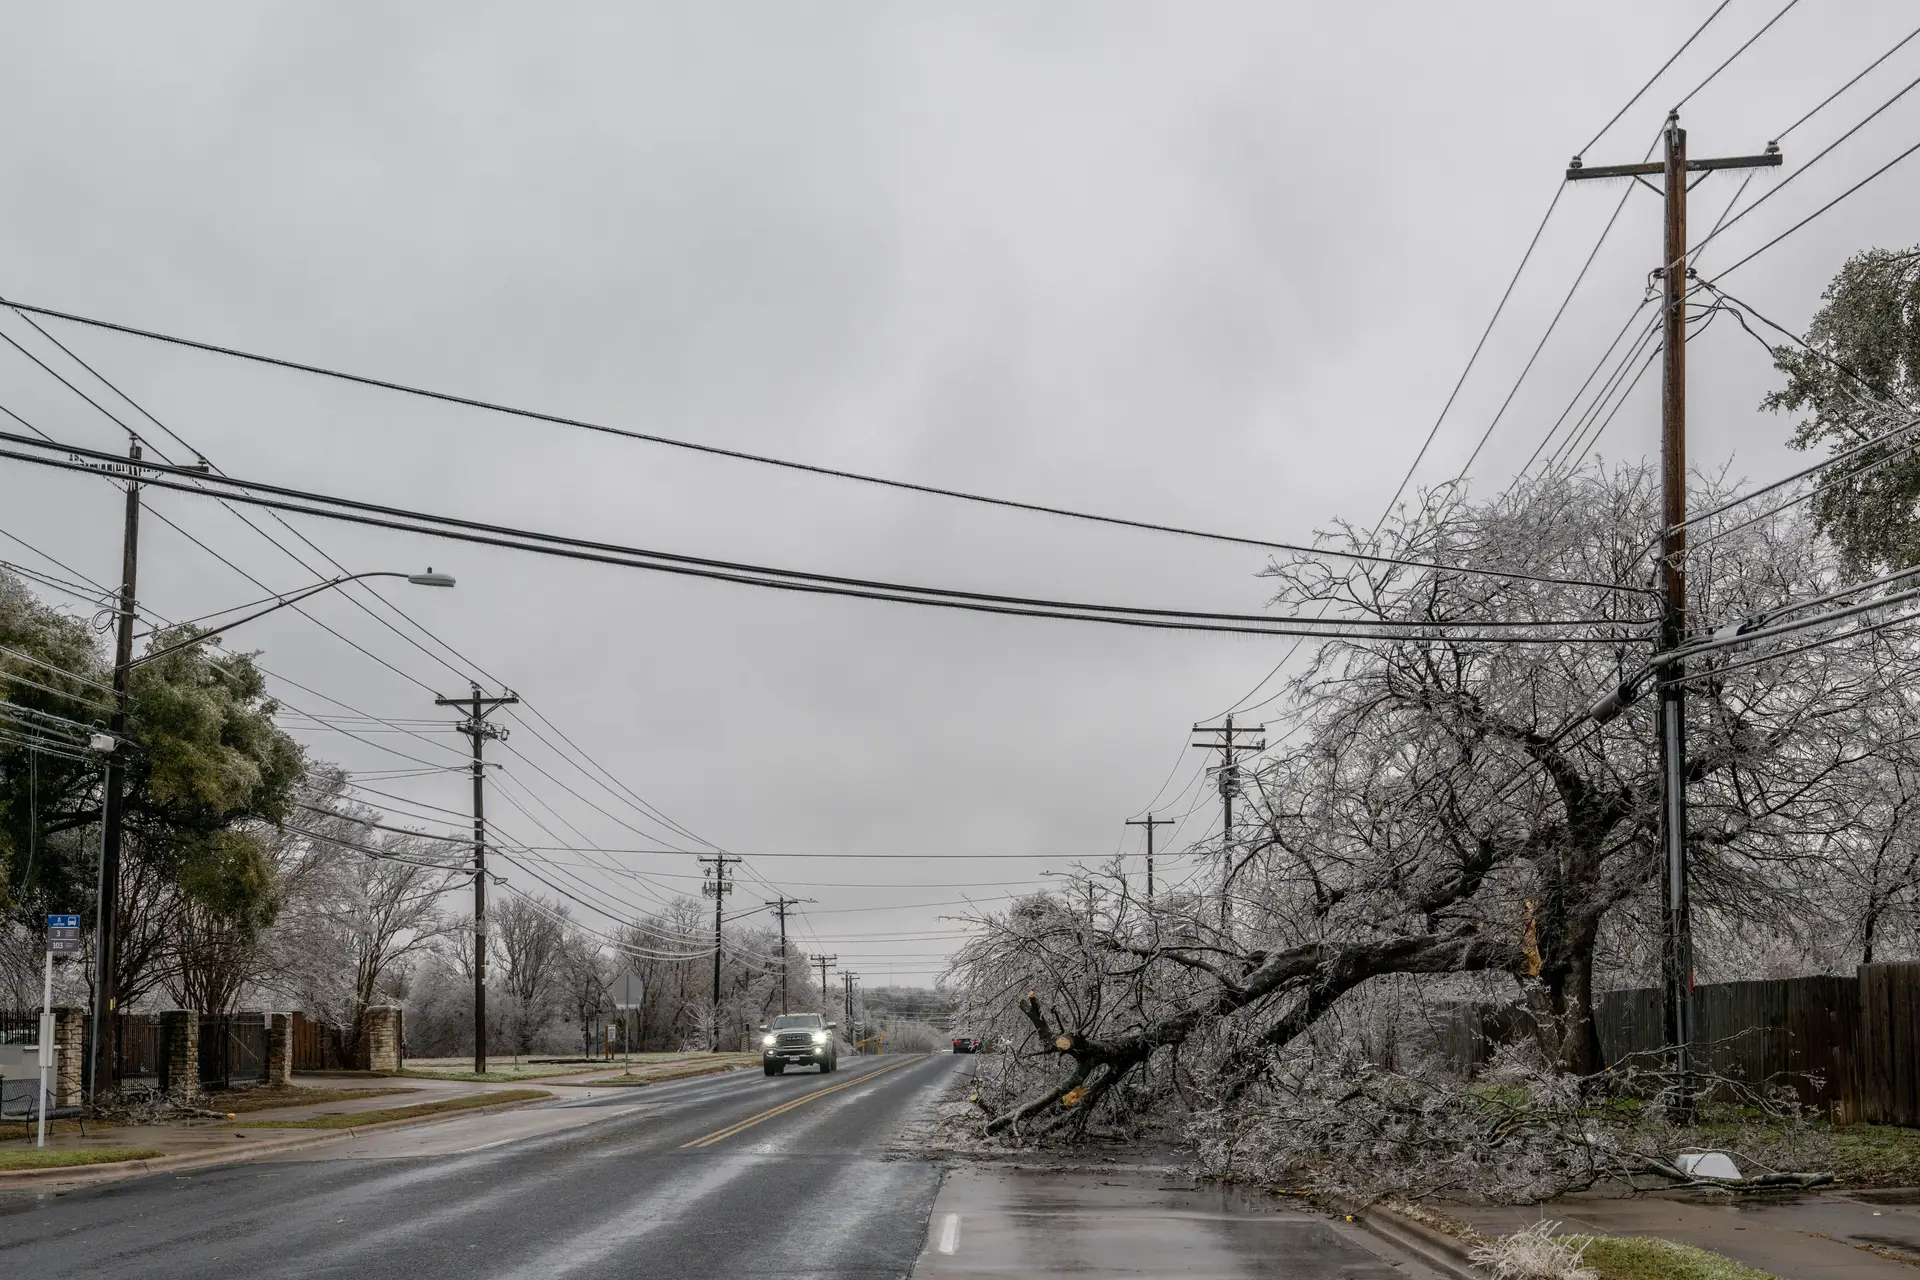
top-left (775, 1031), bottom-right (815, 1051)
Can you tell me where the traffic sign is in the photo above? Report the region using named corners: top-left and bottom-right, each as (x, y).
top-left (45, 914), bottom-right (81, 957)
top-left (611, 971), bottom-right (644, 1009)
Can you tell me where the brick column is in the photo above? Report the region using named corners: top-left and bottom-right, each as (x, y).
top-left (267, 1014), bottom-right (292, 1087)
top-left (362, 1006), bottom-right (402, 1073)
top-left (158, 1010), bottom-right (199, 1099)
top-left (51, 1007), bottom-right (86, 1107)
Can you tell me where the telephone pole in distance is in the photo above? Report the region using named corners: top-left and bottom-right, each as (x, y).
top-left (1567, 112), bottom-right (1780, 1099)
top-left (842, 970), bottom-right (858, 1048)
top-left (434, 682), bottom-right (518, 1075)
top-left (1125, 812), bottom-right (1173, 901)
top-left (812, 953), bottom-right (837, 1012)
top-left (701, 853), bottom-right (741, 1050)
top-left (765, 896), bottom-right (815, 1013)
top-left (1191, 715), bottom-right (1264, 927)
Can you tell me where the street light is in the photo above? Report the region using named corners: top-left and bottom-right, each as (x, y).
top-left (87, 566), bottom-right (454, 1102)
top-left (127, 568), bottom-right (456, 670)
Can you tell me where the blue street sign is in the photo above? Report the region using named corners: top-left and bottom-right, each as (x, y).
top-left (46, 914), bottom-right (82, 957)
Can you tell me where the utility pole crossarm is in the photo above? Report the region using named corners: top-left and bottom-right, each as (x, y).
top-left (1125, 813), bottom-right (1174, 901)
top-left (1565, 150), bottom-right (1780, 181)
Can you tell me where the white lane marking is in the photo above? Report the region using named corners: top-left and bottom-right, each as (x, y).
top-left (938, 1212), bottom-right (960, 1255)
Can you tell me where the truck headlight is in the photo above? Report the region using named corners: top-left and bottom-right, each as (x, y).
top-left (811, 1030), bottom-right (828, 1045)
top-left (762, 1034), bottom-right (776, 1047)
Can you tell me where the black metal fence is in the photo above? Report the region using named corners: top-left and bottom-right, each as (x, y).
top-left (198, 1014), bottom-right (268, 1090)
top-left (115, 1013), bottom-right (162, 1079)
top-left (0, 1009), bottom-right (37, 1046)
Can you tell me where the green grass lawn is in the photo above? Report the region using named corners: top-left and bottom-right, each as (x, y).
top-left (0, 1147), bottom-right (163, 1171)
top-left (1575, 1235), bottom-right (1779, 1280)
top-left (237, 1088), bottom-right (550, 1129)
top-left (1826, 1122), bottom-right (1920, 1185)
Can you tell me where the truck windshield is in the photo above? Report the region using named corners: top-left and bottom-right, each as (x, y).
top-left (770, 1015), bottom-right (822, 1029)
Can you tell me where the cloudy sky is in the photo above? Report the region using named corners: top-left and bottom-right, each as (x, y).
top-left (3, 2), bottom-right (1916, 986)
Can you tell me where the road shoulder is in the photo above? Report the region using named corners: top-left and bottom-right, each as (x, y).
top-left (910, 1165), bottom-right (1446, 1279)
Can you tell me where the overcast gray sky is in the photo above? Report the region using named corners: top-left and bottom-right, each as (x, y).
top-left (3, 2), bottom-right (1917, 984)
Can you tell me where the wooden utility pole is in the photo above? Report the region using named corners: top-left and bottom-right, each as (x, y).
top-left (1568, 112), bottom-right (1780, 1096)
top-left (87, 438), bottom-right (142, 1102)
top-left (812, 953), bottom-right (837, 1011)
top-left (700, 853), bottom-right (740, 1049)
top-left (1191, 716), bottom-right (1264, 927)
top-left (434, 683), bottom-right (518, 1075)
top-left (1125, 813), bottom-right (1173, 901)
top-left (765, 896), bottom-right (815, 1013)
top-left (842, 970), bottom-right (857, 1047)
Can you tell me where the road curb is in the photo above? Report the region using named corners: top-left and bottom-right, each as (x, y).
top-left (0, 1092), bottom-right (553, 1189)
top-left (1356, 1204), bottom-right (1484, 1280)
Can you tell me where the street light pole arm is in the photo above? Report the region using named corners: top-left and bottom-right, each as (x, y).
top-left (125, 570), bottom-right (449, 671)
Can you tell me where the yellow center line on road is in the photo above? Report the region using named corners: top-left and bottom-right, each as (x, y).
top-left (679, 1057), bottom-right (924, 1149)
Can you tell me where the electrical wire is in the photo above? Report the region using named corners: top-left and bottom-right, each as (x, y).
top-left (0, 302), bottom-right (500, 696)
top-left (1691, 66), bottom-right (1920, 264)
top-left (1456, 158), bottom-right (1647, 477)
top-left (0, 435), bottom-right (1659, 642)
top-left (1577, 0), bottom-right (1733, 157)
top-left (1672, 0), bottom-right (1803, 111)
top-left (1710, 135), bottom-right (1920, 281)
top-left (1775, 21), bottom-right (1920, 143)
top-left (0, 304), bottom-right (1666, 598)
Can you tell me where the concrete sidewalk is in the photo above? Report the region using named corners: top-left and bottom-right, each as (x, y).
top-left (1443, 1187), bottom-right (1920, 1279)
top-left (913, 1166), bottom-right (1442, 1279)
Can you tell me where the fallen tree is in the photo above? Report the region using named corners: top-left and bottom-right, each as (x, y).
top-left (950, 462), bottom-right (1913, 1154)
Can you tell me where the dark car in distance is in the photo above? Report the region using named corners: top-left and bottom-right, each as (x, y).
top-left (951, 1036), bottom-right (982, 1054)
top-left (761, 1013), bottom-right (839, 1074)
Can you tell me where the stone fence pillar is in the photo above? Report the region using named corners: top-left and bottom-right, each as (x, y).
top-left (267, 1013), bottom-right (292, 1087)
top-left (362, 1005), bottom-right (402, 1073)
top-left (158, 1009), bottom-right (199, 1099)
top-left (51, 1007), bottom-right (86, 1107)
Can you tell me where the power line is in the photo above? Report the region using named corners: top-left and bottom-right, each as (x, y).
top-left (0, 302), bottom-right (501, 696)
top-left (0, 298), bottom-right (1663, 597)
top-left (1672, 0), bottom-right (1804, 111)
top-left (1692, 66), bottom-right (1920, 265)
top-left (1774, 20), bottom-right (1920, 143)
top-left (1709, 136), bottom-right (1920, 281)
top-left (1576, 0), bottom-right (1733, 158)
top-left (1453, 127), bottom-right (1669, 483)
top-left (0, 434), bottom-right (1659, 641)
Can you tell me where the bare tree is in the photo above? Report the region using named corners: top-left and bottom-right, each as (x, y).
top-left (259, 774), bottom-right (455, 1050)
top-left (558, 932), bottom-right (610, 1057)
top-left (492, 892), bottom-right (569, 1059)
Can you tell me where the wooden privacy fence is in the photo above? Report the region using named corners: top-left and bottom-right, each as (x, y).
top-left (291, 1012), bottom-right (359, 1071)
top-left (1857, 964), bottom-right (1920, 1126)
top-left (1593, 976), bottom-right (1860, 1117)
top-left (1441, 965), bottom-right (1920, 1126)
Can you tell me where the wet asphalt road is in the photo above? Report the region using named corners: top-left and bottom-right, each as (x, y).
top-left (0, 1053), bottom-right (962, 1280)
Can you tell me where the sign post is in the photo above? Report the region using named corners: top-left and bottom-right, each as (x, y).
top-left (611, 972), bottom-right (643, 1067)
top-left (40, 914), bottom-right (81, 1147)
